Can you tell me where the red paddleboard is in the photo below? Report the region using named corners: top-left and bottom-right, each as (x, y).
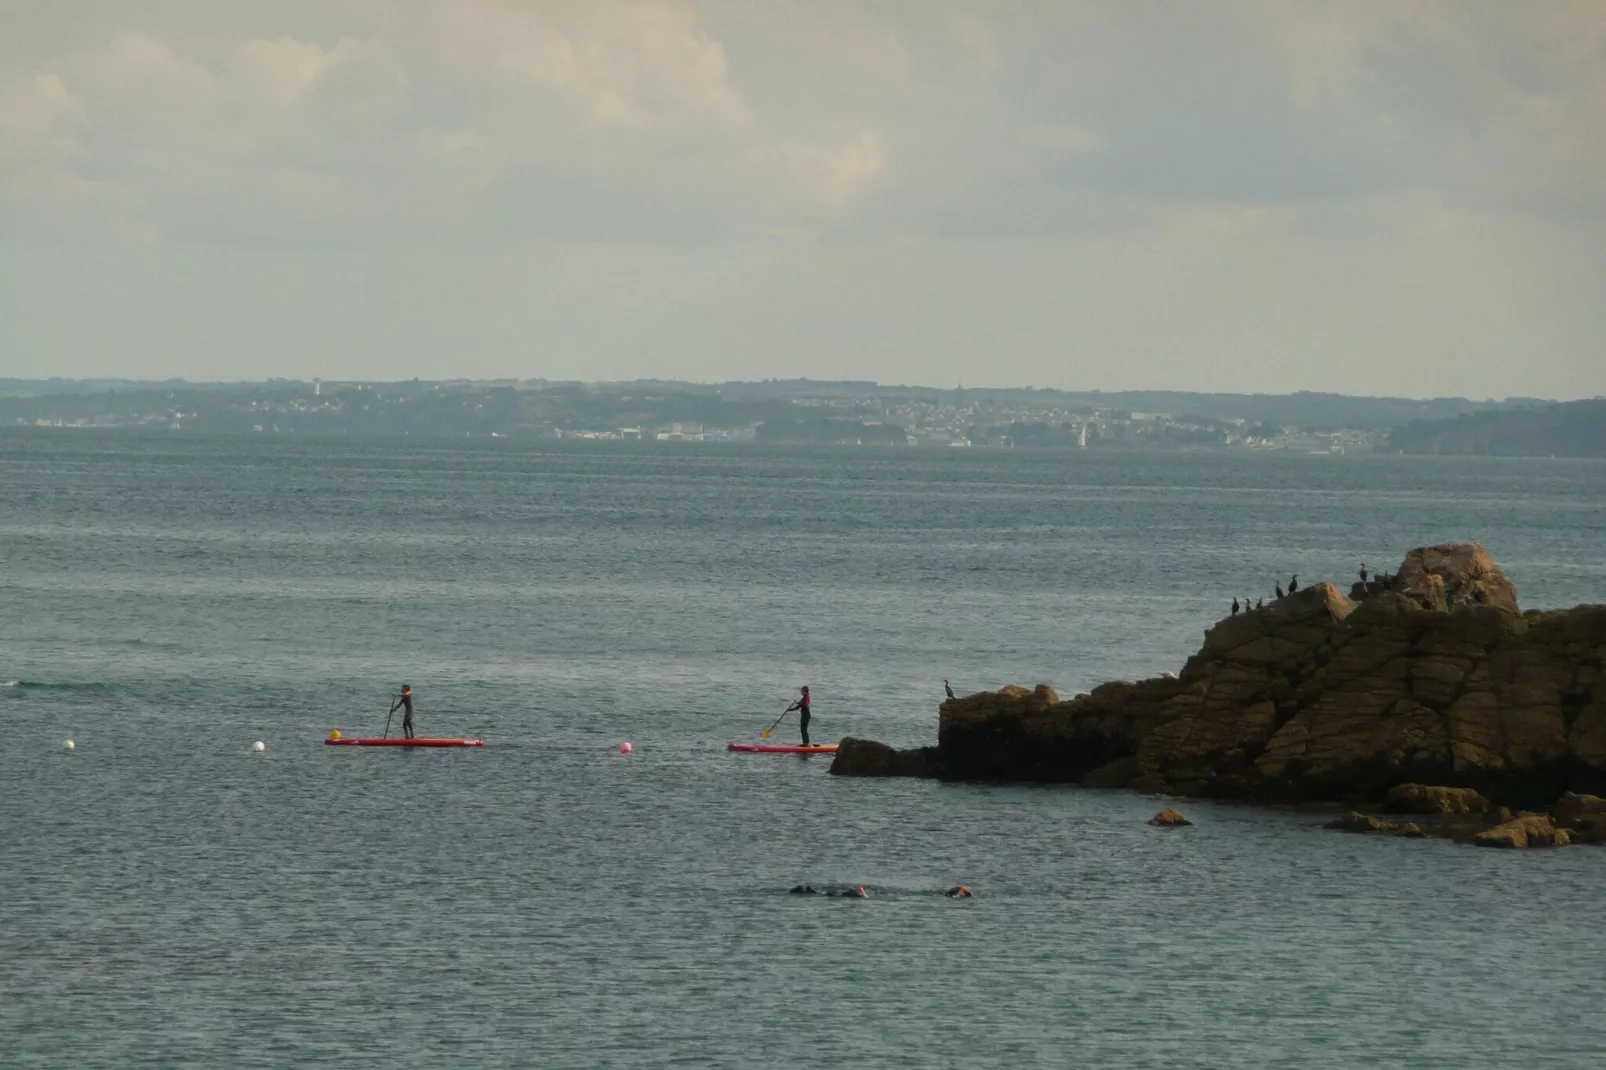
top-left (726, 742), bottom-right (838, 754)
top-left (325, 737), bottom-right (484, 748)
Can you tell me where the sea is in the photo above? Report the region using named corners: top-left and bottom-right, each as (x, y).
top-left (2, 430), bottom-right (1604, 1069)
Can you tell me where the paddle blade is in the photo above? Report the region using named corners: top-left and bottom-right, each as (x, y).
top-left (760, 726), bottom-right (775, 739)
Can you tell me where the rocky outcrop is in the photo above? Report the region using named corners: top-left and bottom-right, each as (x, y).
top-left (1327, 811), bottom-right (1425, 837)
top-left (1148, 808), bottom-right (1191, 826)
top-left (1383, 784), bottom-right (1490, 815)
top-left (829, 738), bottom-right (939, 778)
top-left (842, 544), bottom-right (1606, 816)
top-left (1471, 814), bottom-right (1571, 849)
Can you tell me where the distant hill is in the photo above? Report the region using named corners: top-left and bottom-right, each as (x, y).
top-left (0, 378), bottom-right (1537, 431)
top-left (1386, 398), bottom-right (1606, 457)
top-left (717, 383), bottom-right (1521, 430)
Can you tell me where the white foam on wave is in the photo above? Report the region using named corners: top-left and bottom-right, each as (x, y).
top-left (2, 680), bottom-right (18, 687)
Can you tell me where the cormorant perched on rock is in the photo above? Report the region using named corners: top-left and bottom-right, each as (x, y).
top-left (1275, 582), bottom-right (1284, 599)
top-left (1256, 598), bottom-right (1264, 610)
top-left (1359, 563), bottom-right (1369, 583)
top-left (1288, 574), bottom-right (1299, 594)
top-left (1231, 596), bottom-right (1240, 616)
top-left (944, 679), bottom-right (955, 700)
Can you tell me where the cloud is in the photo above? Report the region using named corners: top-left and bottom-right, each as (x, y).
top-left (0, 0), bottom-right (1601, 248)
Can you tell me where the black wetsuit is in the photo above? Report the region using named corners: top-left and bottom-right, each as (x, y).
top-left (391, 692), bottom-right (414, 739)
top-left (794, 693), bottom-right (811, 747)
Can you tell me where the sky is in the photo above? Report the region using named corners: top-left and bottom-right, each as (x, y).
top-left (1, 1), bottom-right (1603, 398)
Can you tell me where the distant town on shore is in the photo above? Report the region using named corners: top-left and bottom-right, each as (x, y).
top-left (2, 377), bottom-right (1602, 457)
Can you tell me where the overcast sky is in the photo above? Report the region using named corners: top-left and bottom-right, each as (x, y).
top-left (2, 1), bottom-right (1603, 397)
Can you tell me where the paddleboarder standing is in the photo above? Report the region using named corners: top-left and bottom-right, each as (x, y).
top-left (390, 685), bottom-right (415, 740)
top-left (786, 686), bottom-right (812, 747)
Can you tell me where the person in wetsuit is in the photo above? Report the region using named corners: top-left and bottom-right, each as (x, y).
top-left (390, 685), bottom-right (415, 739)
top-left (786, 686), bottom-right (812, 747)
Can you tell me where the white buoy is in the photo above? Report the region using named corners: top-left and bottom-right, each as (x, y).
top-left (64, 739), bottom-right (75, 751)
top-left (252, 741), bottom-right (265, 753)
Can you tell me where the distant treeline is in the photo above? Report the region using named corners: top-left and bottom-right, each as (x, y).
top-left (1386, 398), bottom-right (1606, 458)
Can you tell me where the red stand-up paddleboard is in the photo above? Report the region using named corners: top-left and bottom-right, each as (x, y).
top-left (726, 742), bottom-right (838, 754)
top-left (326, 733), bottom-right (484, 748)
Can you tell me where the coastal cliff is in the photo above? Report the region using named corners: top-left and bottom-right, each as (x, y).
top-left (833, 543), bottom-right (1606, 813)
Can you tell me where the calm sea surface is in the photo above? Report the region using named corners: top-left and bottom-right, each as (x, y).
top-left (3, 431), bottom-right (1605, 1068)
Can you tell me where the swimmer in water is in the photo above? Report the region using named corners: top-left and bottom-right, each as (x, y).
top-left (945, 885), bottom-right (972, 898)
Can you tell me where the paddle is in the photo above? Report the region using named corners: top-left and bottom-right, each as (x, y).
top-left (759, 706), bottom-right (791, 740)
top-left (384, 697), bottom-right (395, 740)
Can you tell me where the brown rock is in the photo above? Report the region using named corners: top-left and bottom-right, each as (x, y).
top-left (1471, 814), bottom-right (1571, 849)
top-left (1327, 811), bottom-right (1425, 837)
top-left (1384, 783), bottom-right (1490, 815)
top-left (1394, 542), bottom-right (1520, 614)
top-left (1554, 792), bottom-right (1606, 828)
top-left (1082, 755), bottom-right (1142, 789)
top-left (1148, 808), bottom-right (1191, 827)
top-left (1570, 814), bottom-right (1606, 844)
top-left (828, 738), bottom-right (940, 778)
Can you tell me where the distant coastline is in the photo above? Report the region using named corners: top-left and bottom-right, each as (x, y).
top-left (3, 377), bottom-right (1596, 455)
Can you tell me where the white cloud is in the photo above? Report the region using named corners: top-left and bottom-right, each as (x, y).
top-left (0, 1), bottom-right (1601, 396)
top-left (2, 0), bottom-right (1599, 247)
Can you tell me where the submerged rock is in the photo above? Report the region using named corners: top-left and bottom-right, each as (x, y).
top-left (1148, 808), bottom-right (1191, 827)
top-left (1471, 814), bottom-right (1571, 849)
top-left (1384, 784), bottom-right (1490, 815)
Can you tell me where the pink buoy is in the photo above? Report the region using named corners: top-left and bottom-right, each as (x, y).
top-left (619, 741), bottom-right (632, 754)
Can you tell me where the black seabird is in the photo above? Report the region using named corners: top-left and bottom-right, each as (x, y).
top-left (1275, 582), bottom-right (1284, 599)
top-left (1231, 596), bottom-right (1240, 615)
top-left (1288, 574), bottom-right (1299, 593)
top-left (944, 679), bottom-right (955, 700)
top-left (1359, 563), bottom-right (1368, 583)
